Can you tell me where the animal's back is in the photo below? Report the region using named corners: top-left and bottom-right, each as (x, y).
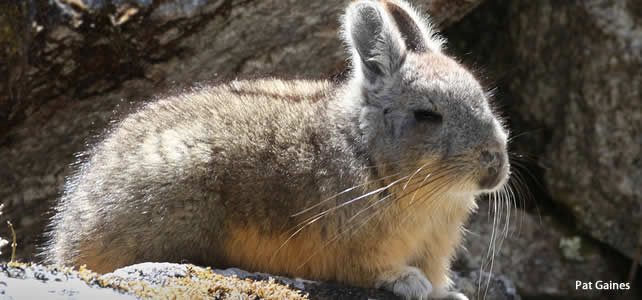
top-left (45, 79), bottom-right (354, 272)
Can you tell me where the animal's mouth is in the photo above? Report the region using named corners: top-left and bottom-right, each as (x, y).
top-left (386, 152), bottom-right (511, 199)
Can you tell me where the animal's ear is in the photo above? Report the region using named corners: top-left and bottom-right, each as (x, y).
top-left (343, 1), bottom-right (406, 83)
top-left (381, 0), bottom-right (442, 53)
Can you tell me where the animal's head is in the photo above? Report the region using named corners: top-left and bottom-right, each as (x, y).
top-left (342, 0), bottom-right (509, 195)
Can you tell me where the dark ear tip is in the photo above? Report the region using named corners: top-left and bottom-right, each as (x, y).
top-left (345, 0), bottom-right (405, 81)
top-left (381, 0), bottom-right (428, 52)
top-left (348, 1), bottom-right (383, 50)
top-left (350, 1), bottom-right (381, 22)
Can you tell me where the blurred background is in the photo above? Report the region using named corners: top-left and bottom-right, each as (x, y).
top-left (0, 0), bottom-right (640, 299)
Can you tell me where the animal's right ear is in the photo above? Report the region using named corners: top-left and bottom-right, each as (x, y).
top-left (343, 1), bottom-right (406, 83)
top-left (380, 0), bottom-right (442, 53)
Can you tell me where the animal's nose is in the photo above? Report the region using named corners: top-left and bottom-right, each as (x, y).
top-left (479, 150), bottom-right (498, 167)
top-left (478, 150), bottom-right (506, 189)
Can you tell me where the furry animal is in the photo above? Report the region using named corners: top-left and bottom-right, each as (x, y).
top-left (44, 1), bottom-right (509, 299)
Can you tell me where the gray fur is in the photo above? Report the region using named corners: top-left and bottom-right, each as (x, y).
top-left (43, 1), bottom-right (508, 299)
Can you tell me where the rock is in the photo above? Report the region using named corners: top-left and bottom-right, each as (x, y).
top-left (444, 0), bottom-right (641, 260)
top-left (459, 200), bottom-right (625, 299)
top-left (0, 263), bottom-right (136, 300)
top-left (212, 266), bottom-right (520, 300)
top-left (450, 271), bottom-right (519, 300)
top-left (0, 262), bottom-right (520, 299)
top-left (0, 0), bottom-right (485, 262)
top-left (510, 0), bottom-right (641, 262)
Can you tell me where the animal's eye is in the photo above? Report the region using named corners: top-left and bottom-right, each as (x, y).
top-left (413, 109), bottom-right (442, 123)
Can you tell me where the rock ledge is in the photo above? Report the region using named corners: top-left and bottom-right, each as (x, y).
top-left (0, 262), bottom-right (520, 299)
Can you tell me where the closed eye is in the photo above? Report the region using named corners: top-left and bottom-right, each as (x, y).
top-left (414, 109), bottom-right (442, 123)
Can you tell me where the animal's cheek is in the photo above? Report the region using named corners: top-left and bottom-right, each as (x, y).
top-left (395, 117), bottom-right (414, 138)
top-left (358, 107), bottom-right (385, 138)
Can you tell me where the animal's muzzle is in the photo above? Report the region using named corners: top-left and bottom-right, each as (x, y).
top-left (478, 150), bottom-right (507, 190)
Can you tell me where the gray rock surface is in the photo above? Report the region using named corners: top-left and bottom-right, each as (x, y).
top-left (0, 263), bottom-right (136, 300)
top-left (0, 262), bottom-right (520, 299)
top-left (460, 201), bottom-right (625, 299)
top-left (508, 0), bottom-right (641, 262)
top-left (445, 0), bottom-right (641, 261)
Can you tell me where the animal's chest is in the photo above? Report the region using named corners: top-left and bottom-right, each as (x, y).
top-left (360, 191), bottom-right (474, 267)
top-left (218, 189), bottom-right (472, 285)
top-left (361, 210), bottom-right (438, 266)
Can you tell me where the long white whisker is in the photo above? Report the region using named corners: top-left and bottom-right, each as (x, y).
top-left (296, 192), bottom-right (392, 270)
top-left (292, 174), bottom-right (410, 231)
top-left (291, 171), bottom-right (403, 217)
top-left (403, 161), bottom-right (433, 190)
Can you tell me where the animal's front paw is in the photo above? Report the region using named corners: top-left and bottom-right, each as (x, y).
top-left (376, 266), bottom-right (432, 299)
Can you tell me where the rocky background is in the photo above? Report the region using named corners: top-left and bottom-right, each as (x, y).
top-left (0, 0), bottom-right (640, 299)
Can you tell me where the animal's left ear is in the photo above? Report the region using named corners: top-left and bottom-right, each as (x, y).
top-left (343, 1), bottom-right (406, 83)
top-left (381, 0), bottom-right (442, 53)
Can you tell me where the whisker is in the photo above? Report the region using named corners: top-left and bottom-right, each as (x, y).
top-left (479, 190), bottom-right (499, 300)
top-left (299, 167), bottom-right (462, 269)
top-left (402, 160), bottom-right (435, 190)
top-left (292, 175), bottom-right (410, 230)
top-left (294, 163), bottom-right (464, 270)
top-left (505, 182), bottom-right (520, 237)
top-left (291, 171), bottom-right (404, 217)
top-left (506, 128), bottom-right (543, 143)
top-left (296, 192), bottom-right (393, 271)
top-left (395, 168), bottom-right (466, 226)
top-left (405, 163), bottom-right (468, 208)
top-left (275, 172), bottom-right (419, 259)
top-left (510, 158), bottom-right (546, 192)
